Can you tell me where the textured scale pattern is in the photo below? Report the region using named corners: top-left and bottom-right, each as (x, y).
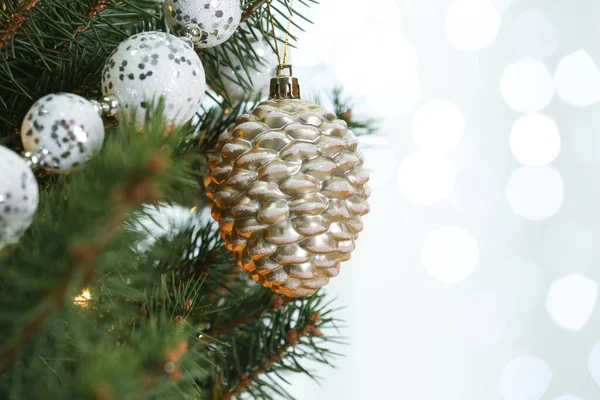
top-left (0, 146), bottom-right (39, 250)
top-left (164, 0), bottom-right (241, 48)
top-left (102, 32), bottom-right (206, 127)
top-left (21, 93), bottom-right (105, 172)
top-left (207, 99), bottom-right (370, 297)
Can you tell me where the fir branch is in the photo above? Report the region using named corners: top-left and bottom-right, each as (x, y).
top-left (330, 87), bottom-right (378, 135)
top-left (0, 153), bottom-right (166, 371)
top-left (242, 0), bottom-right (267, 20)
top-left (211, 296), bottom-right (292, 339)
top-left (222, 312), bottom-right (323, 400)
top-left (0, 0), bottom-right (42, 50)
top-left (56, 0), bottom-right (109, 52)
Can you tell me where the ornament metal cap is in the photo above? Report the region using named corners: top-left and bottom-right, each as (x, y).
top-left (269, 65), bottom-right (301, 100)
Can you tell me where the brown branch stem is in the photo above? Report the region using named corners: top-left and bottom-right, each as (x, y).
top-left (242, 0), bottom-right (267, 20)
top-left (221, 312), bottom-right (322, 400)
top-left (0, 0), bottom-right (42, 50)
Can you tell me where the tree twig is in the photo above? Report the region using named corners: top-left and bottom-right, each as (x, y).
top-left (57, 0), bottom-right (108, 52)
top-left (0, 0), bottom-right (42, 50)
top-left (221, 312), bottom-right (322, 400)
top-left (242, 0), bottom-right (267, 20)
top-left (211, 296), bottom-right (291, 338)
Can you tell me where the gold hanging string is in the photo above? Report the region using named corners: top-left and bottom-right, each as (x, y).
top-left (282, 0), bottom-right (294, 65)
top-left (265, 0), bottom-right (295, 70)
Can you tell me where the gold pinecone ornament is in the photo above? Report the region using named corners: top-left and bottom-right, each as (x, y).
top-left (207, 66), bottom-right (370, 297)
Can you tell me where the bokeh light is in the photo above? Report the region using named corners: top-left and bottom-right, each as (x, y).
top-left (554, 50), bottom-right (600, 107)
top-left (509, 113), bottom-right (561, 167)
top-left (411, 100), bottom-right (465, 153)
top-left (286, 2), bottom-right (600, 399)
top-left (451, 292), bottom-right (506, 347)
top-left (509, 8), bottom-right (559, 59)
top-left (499, 355), bottom-right (552, 400)
top-left (589, 341), bottom-right (600, 388)
top-left (506, 166), bottom-right (563, 221)
top-left (445, 0), bottom-right (501, 52)
top-left (500, 59), bottom-right (555, 112)
top-left (546, 274), bottom-right (597, 331)
top-left (421, 226), bottom-right (479, 284)
top-left (397, 152), bottom-right (456, 206)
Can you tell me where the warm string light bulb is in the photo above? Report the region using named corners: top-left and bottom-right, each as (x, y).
top-left (74, 288), bottom-right (92, 306)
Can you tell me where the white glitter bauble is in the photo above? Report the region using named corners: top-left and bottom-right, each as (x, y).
top-left (0, 146), bottom-right (39, 249)
top-left (221, 37), bottom-right (278, 100)
top-left (165, 0), bottom-right (242, 48)
top-left (21, 93), bottom-right (105, 172)
top-left (101, 31), bottom-right (206, 126)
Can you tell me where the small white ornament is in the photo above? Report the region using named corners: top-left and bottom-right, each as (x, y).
top-left (102, 31), bottom-right (206, 126)
top-left (221, 37), bottom-right (278, 100)
top-left (165, 0), bottom-right (242, 48)
top-left (21, 93), bottom-right (105, 172)
top-left (0, 146), bottom-right (39, 249)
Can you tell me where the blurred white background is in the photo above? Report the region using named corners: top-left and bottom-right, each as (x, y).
top-left (283, 0), bottom-right (600, 399)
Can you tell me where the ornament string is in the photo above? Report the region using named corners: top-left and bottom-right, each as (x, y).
top-left (265, 0), bottom-right (295, 70)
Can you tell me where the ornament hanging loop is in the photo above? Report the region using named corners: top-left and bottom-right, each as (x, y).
top-left (265, 0), bottom-right (295, 69)
top-left (269, 64), bottom-right (300, 100)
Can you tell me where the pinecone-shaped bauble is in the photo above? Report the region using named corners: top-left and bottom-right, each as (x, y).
top-left (207, 75), bottom-right (370, 297)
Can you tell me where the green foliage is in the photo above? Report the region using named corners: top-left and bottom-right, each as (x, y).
top-left (0, 104), bottom-right (340, 399)
top-left (0, 0), bottom-right (364, 398)
top-left (0, 0), bottom-right (166, 139)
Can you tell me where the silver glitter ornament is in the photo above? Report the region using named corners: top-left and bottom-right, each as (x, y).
top-left (207, 66), bottom-right (370, 297)
top-left (0, 146), bottom-right (39, 249)
top-left (101, 32), bottom-right (206, 127)
top-left (21, 93), bottom-right (105, 172)
top-left (165, 0), bottom-right (242, 49)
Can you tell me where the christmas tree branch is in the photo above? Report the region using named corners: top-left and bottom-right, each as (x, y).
top-left (57, 0), bottom-right (109, 52)
top-left (0, 0), bottom-right (351, 397)
top-left (222, 312), bottom-right (323, 400)
top-left (242, 0), bottom-right (267, 20)
top-left (211, 296), bottom-right (292, 339)
top-left (0, 0), bottom-right (164, 136)
top-left (0, 0), bottom-right (42, 50)
top-left (330, 87), bottom-right (378, 136)
top-left (0, 154), bottom-right (166, 371)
